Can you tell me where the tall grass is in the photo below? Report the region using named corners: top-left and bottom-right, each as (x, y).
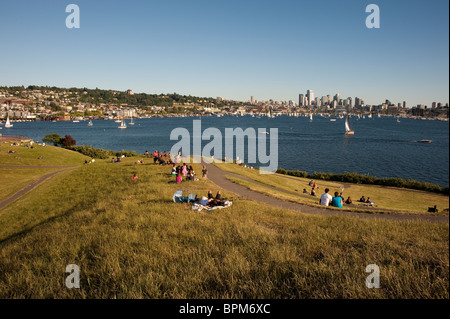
top-left (0, 159), bottom-right (448, 298)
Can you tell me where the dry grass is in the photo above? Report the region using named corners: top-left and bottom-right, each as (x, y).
top-left (0, 155), bottom-right (448, 298)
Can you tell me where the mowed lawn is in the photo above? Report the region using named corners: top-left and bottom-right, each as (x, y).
top-left (216, 163), bottom-right (450, 215)
top-left (0, 155), bottom-right (448, 299)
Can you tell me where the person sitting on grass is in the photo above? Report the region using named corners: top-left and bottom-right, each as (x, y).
top-left (303, 188), bottom-right (309, 194)
top-left (345, 197), bottom-right (352, 205)
top-left (320, 188), bottom-right (332, 206)
top-left (215, 191), bottom-right (222, 200)
top-left (359, 196), bottom-right (366, 203)
top-left (428, 205), bottom-right (439, 213)
top-left (176, 173), bottom-right (182, 184)
top-left (207, 190), bottom-right (214, 200)
top-left (331, 192), bottom-right (343, 208)
top-left (132, 173), bottom-right (138, 181)
top-left (366, 197), bottom-right (375, 206)
top-left (311, 188), bottom-right (316, 196)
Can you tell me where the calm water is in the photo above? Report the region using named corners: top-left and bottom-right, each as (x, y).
top-left (2, 115), bottom-right (449, 187)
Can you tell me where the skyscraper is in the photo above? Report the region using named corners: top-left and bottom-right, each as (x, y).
top-left (307, 90), bottom-right (314, 107)
top-left (299, 94), bottom-right (305, 107)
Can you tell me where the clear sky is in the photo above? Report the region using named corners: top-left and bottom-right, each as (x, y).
top-left (0, 0), bottom-right (448, 106)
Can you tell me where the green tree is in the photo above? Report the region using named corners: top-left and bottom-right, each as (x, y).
top-left (42, 133), bottom-right (62, 146)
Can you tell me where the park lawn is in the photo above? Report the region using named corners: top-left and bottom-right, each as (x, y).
top-left (0, 158), bottom-right (448, 298)
top-left (217, 163), bottom-right (449, 215)
top-left (0, 141), bottom-right (89, 166)
top-left (0, 167), bottom-right (64, 203)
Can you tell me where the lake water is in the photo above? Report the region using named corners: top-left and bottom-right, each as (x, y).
top-left (2, 115), bottom-right (449, 187)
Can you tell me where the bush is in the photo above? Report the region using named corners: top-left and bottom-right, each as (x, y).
top-left (69, 145), bottom-right (139, 159)
top-left (61, 135), bottom-right (76, 148)
top-left (70, 145), bottom-right (115, 159)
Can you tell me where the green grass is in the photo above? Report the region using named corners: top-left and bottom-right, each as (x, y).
top-left (0, 167), bottom-right (63, 203)
top-left (0, 157), bottom-right (448, 298)
top-left (216, 163), bottom-right (450, 215)
top-left (0, 141), bottom-right (89, 166)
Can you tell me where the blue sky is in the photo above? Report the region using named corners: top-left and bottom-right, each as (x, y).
top-left (0, 0), bottom-right (448, 106)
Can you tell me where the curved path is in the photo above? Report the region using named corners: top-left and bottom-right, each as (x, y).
top-left (204, 163), bottom-right (449, 223)
top-left (0, 165), bottom-right (77, 211)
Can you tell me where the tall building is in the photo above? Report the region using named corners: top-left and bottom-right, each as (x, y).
top-left (315, 97), bottom-right (321, 107)
top-left (334, 93), bottom-right (340, 102)
top-left (403, 101), bottom-right (407, 108)
top-left (250, 96), bottom-right (255, 104)
top-left (348, 97), bottom-right (353, 108)
top-left (307, 90), bottom-right (314, 107)
top-left (299, 94), bottom-right (305, 107)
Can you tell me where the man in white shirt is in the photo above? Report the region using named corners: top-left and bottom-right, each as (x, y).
top-left (320, 188), bottom-right (332, 206)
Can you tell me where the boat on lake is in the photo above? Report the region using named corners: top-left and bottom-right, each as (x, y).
top-left (118, 119), bottom-right (127, 129)
top-left (345, 115), bottom-right (354, 135)
top-left (4, 115), bottom-right (13, 128)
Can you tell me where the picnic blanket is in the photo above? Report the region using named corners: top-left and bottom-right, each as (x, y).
top-left (192, 200), bottom-right (232, 212)
top-left (173, 190), bottom-right (232, 211)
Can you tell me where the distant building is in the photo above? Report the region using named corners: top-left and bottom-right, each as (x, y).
top-left (306, 90), bottom-right (314, 107)
top-left (299, 94), bottom-right (305, 107)
top-left (126, 89), bottom-right (134, 95)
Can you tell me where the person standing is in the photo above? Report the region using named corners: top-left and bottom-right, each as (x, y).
top-left (202, 165), bottom-right (208, 180)
top-left (320, 188), bottom-right (332, 206)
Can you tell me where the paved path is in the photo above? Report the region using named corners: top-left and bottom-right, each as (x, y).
top-left (0, 166), bottom-right (76, 211)
top-left (204, 163), bottom-right (449, 223)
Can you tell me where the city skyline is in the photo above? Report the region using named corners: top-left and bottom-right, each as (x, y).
top-left (0, 0), bottom-right (448, 106)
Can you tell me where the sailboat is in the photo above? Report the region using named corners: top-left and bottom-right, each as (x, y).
top-left (118, 119), bottom-right (127, 129)
top-left (309, 114), bottom-right (313, 122)
top-left (88, 119), bottom-right (93, 126)
top-left (5, 115), bottom-right (13, 128)
top-left (345, 115), bottom-right (354, 135)
top-left (129, 115), bottom-right (135, 125)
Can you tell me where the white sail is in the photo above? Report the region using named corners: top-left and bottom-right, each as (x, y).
top-left (5, 115), bottom-right (13, 128)
top-left (118, 119), bottom-right (127, 129)
top-left (345, 117), bottom-right (351, 132)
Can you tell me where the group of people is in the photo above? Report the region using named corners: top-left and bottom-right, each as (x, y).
top-left (195, 190), bottom-right (225, 208)
top-left (319, 188), bottom-right (347, 208)
top-left (172, 164), bottom-right (208, 184)
top-left (359, 196), bottom-right (375, 206)
top-left (304, 180), bottom-right (320, 196)
top-left (150, 150), bottom-right (173, 166)
top-left (318, 188), bottom-right (374, 208)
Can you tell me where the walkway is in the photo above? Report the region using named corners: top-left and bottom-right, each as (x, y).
top-left (204, 162), bottom-right (449, 223)
top-left (0, 165), bottom-right (76, 210)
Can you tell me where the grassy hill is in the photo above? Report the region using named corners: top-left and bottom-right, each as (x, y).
top-left (216, 163), bottom-right (449, 216)
top-left (0, 146), bottom-right (448, 298)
